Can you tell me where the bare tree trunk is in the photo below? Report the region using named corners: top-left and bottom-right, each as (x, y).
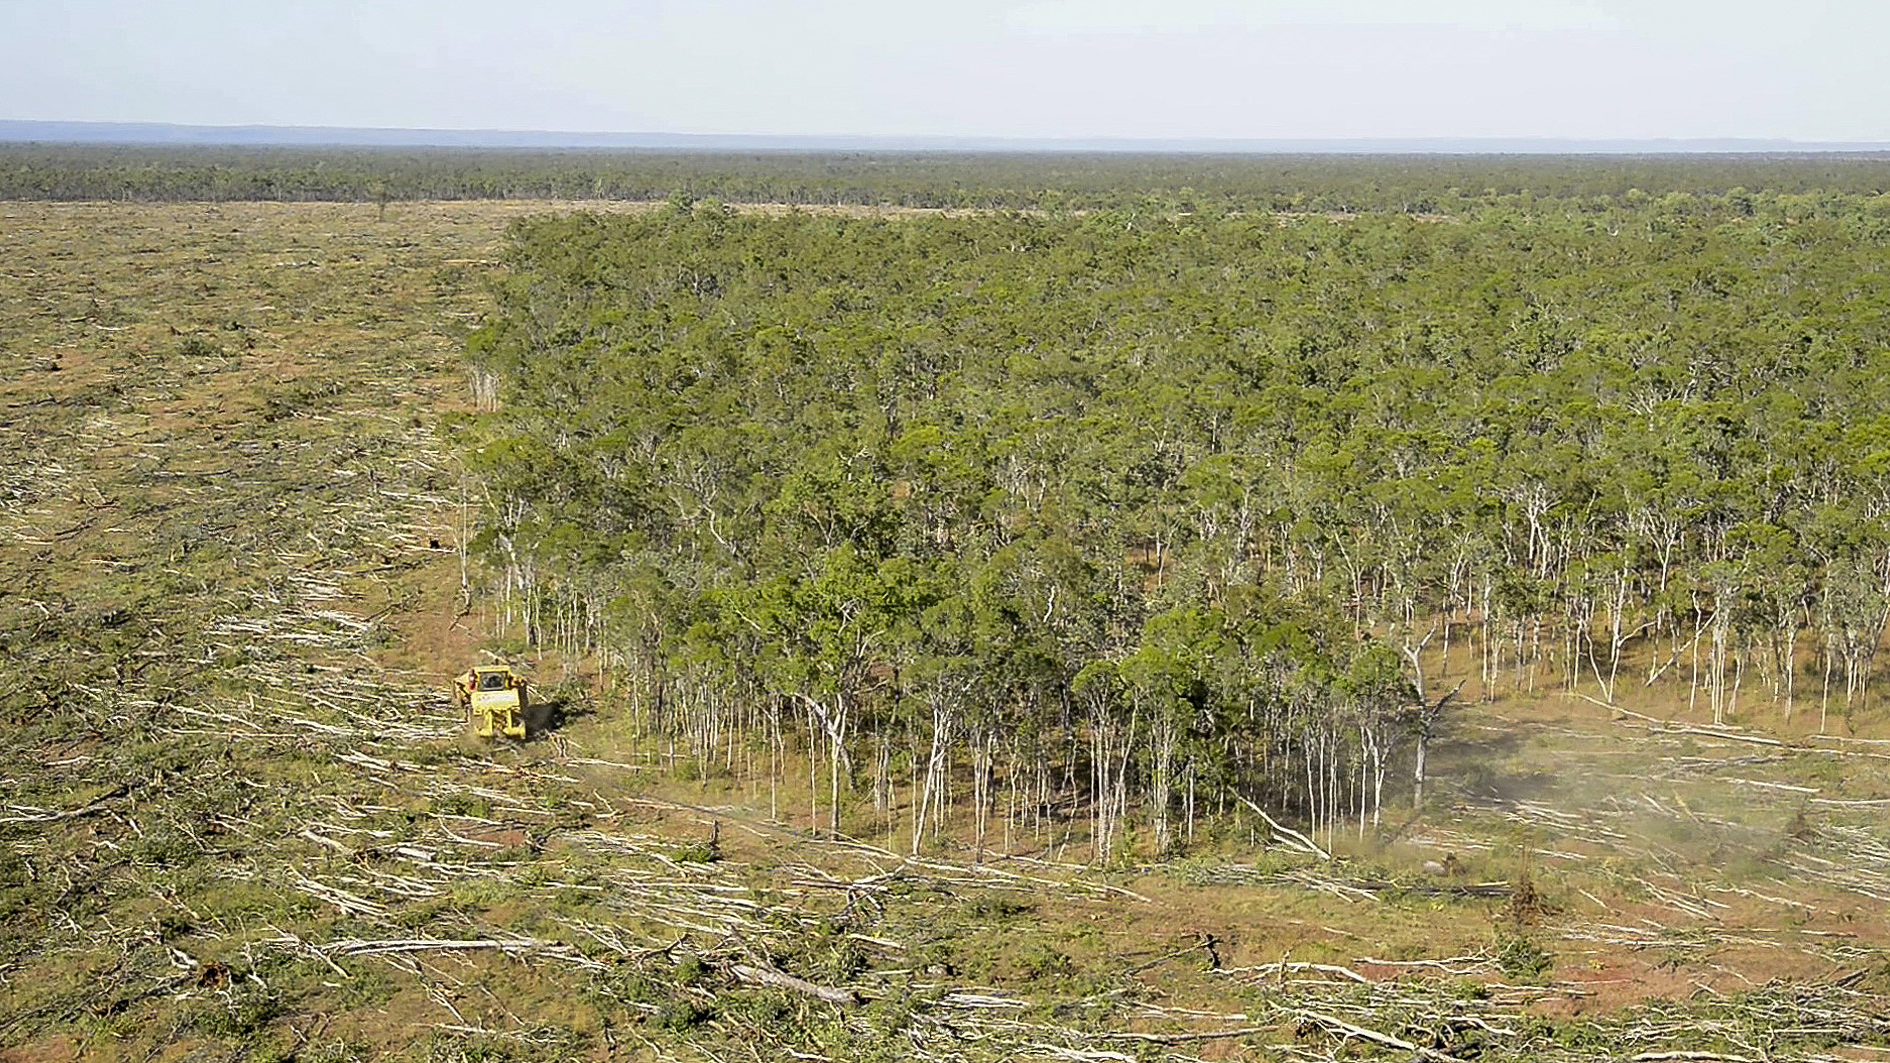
top-left (971, 729), bottom-right (993, 862)
top-left (1411, 681), bottom-right (1464, 814)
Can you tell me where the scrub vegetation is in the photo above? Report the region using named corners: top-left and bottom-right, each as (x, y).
top-left (4, 151), bottom-right (1890, 1062)
top-left (7, 141), bottom-right (1890, 213)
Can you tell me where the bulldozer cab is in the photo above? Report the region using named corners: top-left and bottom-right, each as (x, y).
top-left (455, 664), bottom-right (529, 739)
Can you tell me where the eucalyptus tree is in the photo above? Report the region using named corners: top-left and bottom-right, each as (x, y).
top-left (453, 181), bottom-right (1890, 853)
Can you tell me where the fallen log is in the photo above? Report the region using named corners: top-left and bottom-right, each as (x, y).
top-left (0, 783), bottom-right (129, 824)
top-left (1235, 794), bottom-right (1330, 860)
top-left (1294, 1008), bottom-right (1466, 1063)
top-left (729, 963), bottom-right (858, 1005)
top-left (1095, 1027), bottom-right (1266, 1044)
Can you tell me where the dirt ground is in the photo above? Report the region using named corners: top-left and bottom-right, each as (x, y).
top-left (3, 201), bottom-right (1890, 1062)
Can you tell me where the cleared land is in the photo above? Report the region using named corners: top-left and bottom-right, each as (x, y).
top-left (4, 201), bottom-right (1890, 1062)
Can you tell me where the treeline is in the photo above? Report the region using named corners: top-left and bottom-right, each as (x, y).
top-left (6, 143), bottom-right (1890, 217)
top-left (458, 193), bottom-right (1890, 857)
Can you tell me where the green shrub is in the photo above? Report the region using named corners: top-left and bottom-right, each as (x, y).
top-left (1496, 932), bottom-right (1553, 983)
top-left (175, 335), bottom-right (222, 359)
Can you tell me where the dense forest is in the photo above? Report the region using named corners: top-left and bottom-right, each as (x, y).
top-left (454, 173), bottom-right (1890, 859)
top-left (6, 142), bottom-right (1890, 215)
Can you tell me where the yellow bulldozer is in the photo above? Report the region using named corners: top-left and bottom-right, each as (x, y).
top-left (455, 663), bottom-right (529, 739)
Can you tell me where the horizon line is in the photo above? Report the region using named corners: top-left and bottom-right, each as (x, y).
top-left (6, 119), bottom-right (1890, 155)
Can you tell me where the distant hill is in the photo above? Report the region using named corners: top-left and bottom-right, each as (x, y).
top-left (4, 119), bottom-right (1889, 154)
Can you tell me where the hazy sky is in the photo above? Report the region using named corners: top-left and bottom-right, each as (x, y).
top-left (2, 0), bottom-right (1886, 140)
